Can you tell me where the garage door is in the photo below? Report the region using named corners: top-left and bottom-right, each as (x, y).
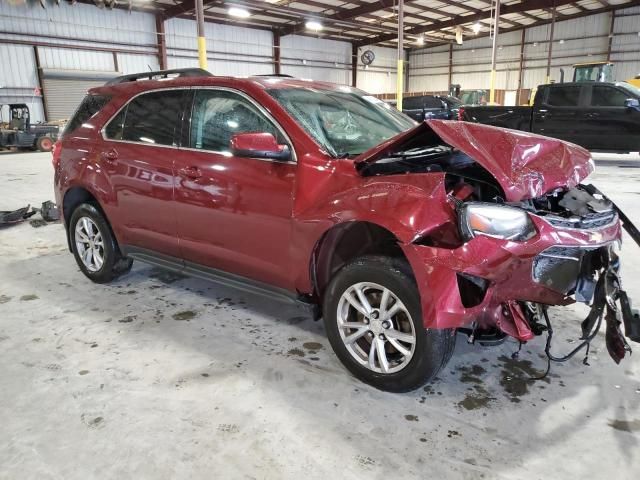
top-left (41, 70), bottom-right (119, 121)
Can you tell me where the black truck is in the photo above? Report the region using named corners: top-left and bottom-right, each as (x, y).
top-left (402, 94), bottom-right (462, 121)
top-left (461, 82), bottom-right (640, 152)
top-left (0, 104), bottom-right (59, 152)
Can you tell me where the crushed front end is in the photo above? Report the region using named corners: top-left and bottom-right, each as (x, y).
top-left (356, 120), bottom-right (640, 366)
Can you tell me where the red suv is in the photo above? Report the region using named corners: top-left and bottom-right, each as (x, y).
top-left (53, 69), bottom-right (639, 392)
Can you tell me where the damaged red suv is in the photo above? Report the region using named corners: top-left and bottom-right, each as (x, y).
top-left (53, 69), bottom-right (640, 392)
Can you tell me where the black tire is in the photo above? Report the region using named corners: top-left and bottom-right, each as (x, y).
top-left (69, 203), bottom-right (132, 284)
top-left (323, 255), bottom-right (456, 393)
top-left (35, 136), bottom-right (54, 152)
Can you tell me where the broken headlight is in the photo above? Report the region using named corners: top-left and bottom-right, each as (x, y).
top-left (459, 203), bottom-right (536, 242)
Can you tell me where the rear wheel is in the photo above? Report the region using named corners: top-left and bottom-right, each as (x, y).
top-left (69, 203), bottom-right (132, 283)
top-left (323, 255), bottom-right (455, 392)
top-left (35, 136), bottom-right (53, 152)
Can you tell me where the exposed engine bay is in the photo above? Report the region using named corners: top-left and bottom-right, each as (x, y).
top-left (356, 136), bottom-right (640, 374)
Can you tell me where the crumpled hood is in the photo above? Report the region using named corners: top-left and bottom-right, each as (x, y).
top-left (354, 120), bottom-right (595, 201)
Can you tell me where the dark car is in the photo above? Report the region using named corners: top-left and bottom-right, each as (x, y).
top-left (461, 82), bottom-right (640, 152)
top-left (402, 95), bottom-right (461, 121)
top-left (53, 69), bottom-right (639, 392)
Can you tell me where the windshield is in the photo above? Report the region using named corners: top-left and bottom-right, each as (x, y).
top-left (442, 96), bottom-right (462, 107)
top-left (267, 87), bottom-right (416, 157)
top-left (619, 82), bottom-right (640, 97)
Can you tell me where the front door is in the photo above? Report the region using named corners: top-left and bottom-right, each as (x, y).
top-left (173, 88), bottom-right (296, 289)
top-left (532, 84), bottom-right (585, 146)
top-left (99, 89), bottom-right (189, 257)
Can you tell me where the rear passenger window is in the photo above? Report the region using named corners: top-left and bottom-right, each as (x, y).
top-left (590, 86), bottom-right (628, 107)
top-left (546, 87), bottom-right (581, 107)
top-left (64, 94), bottom-right (110, 136)
top-left (424, 97), bottom-right (444, 109)
top-left (105, 90), bottom-right (187, 146)
top-left (402, 97), bottom-right (423, 110)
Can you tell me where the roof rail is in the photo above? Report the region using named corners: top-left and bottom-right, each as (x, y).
top-left (252, 74), bottom-right (295, 78)
top-left (105, 68), bottom-right (213, 85)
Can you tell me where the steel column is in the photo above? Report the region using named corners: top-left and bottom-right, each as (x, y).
top-left (396, 0), bottom-right (404, 110)
top-left (489, 0), bottom-right (501, 104)
top-left (546, 1), bottom-right (556, 83)
top-left (156, 15), bottom-right (168, 70)
top-left (195, 0), bottom-right (208, 69)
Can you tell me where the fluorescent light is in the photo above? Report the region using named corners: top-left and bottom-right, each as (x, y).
top-left (306, 20), bottom-right (323, 31)
top-left (416, 36), bottom-right (424, 45)
top-left (472, 22), bottom-right (481, 34)
top-left (228, 7), bottom-right (250, 18)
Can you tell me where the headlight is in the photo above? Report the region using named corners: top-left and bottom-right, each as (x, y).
top-left (459, 203), bottom-right (536, 242)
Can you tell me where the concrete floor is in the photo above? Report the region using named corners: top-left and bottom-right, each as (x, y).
top-left (1, 151), bottom-right (639, 480)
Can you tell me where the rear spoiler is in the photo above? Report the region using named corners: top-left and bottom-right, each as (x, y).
top-left (105, 68), bottom-right (213, 85)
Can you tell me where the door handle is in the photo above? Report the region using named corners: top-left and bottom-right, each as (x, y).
top-left (178, 166), bottom-right (203, 180)
top-left (101, 148), bottom-right (118, 163)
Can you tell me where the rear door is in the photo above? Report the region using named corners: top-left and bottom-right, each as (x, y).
top-left (532, 84), bottom-right (585, 145)
top-left (99, 89), bottom-right (189, 257)
top-left (582, 84), bottom-right (640, 151)
top-left (172, 88), bottom-right (296, 289)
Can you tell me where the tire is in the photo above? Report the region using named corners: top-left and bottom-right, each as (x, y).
top-left (35, 136), bottom-right (53, 152)
top-left (323, 255), bottom-right (456, 392)
top-left (69, 203), bottom-right (132, 284)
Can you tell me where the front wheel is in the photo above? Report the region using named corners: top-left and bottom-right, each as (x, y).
top-left (323, 255), bottom-right (455, 392)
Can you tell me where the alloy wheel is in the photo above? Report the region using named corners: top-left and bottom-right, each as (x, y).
top-left (336, 282), bottom-right (416, 374)
top-left (74, 217), bottom-right (105, 272)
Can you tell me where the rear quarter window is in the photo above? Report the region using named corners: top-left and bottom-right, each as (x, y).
top-left (64, 94), bottom-right (111, 136)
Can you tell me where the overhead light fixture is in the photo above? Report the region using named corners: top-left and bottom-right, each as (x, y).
top-left (416, 36), bottom-right (424, 45)
top-left (533, 42), bottom-right (538, 46)
top-left (559, 39), bottom-right (565, 44)
top-left (472, 22), bottom-right (481, 34)
top-left (306, 20), bottom-right (323, 31)
top-left (228, 7), bottom-right (250, 18)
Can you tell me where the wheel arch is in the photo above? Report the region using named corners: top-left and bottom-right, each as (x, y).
top-left (62, 186), bottom-right (118, 253)
top-left (310, 220), bottom-right (413, 303)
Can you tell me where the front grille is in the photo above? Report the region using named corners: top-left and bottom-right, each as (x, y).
top-left (532, 246), bottom-right (602, 295)
top-left (543, 210), bottom-right (618, 230)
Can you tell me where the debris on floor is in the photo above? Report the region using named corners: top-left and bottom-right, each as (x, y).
top-left (0, 205), bottom-right (35, 226)
top-left (0, 201), bottom-right (60, 228)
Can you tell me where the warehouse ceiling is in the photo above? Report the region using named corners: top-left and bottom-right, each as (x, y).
top-left (73, 0), bottom-right (640, 48)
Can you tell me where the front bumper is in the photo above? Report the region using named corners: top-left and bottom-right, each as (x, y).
top-left (401, 213), bottom-right (623, 340)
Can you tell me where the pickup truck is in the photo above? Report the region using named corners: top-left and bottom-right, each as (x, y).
top-left (402, 94), bottom-right (461, 121)
top-left (461, 82), bottom-right (640, 152)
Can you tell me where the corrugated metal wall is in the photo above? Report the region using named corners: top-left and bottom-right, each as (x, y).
top-left (166, 18), bottom-right (273, 76)
top-left (281, 35), bottom-right (351, 84)
top-left (408, 6), bottom-right (640, 100)
top-left (356, 45), bottom-right (399, 94)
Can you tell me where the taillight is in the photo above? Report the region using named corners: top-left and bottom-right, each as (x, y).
top-left (51, 140), bottom-right (62, 169)
top-left (457, 107), bottom-right (465, 121)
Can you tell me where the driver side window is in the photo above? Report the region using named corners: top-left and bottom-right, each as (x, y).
top-left (190, 89), bottom-right (282, 153)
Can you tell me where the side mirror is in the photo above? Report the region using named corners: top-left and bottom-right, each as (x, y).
top-left (624, 98), bottom-right (640, 110)
top-left (230, 132), bottom-right (291, 162)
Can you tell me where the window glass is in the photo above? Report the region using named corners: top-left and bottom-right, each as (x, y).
top-left (65, 94), bottom-right (110, 136)
top-left (119, 90), bottom-right (187, 146)
top-left (424, 96), bottom-right (444, 109)
top-left (591, 85), bottom-right (629, 107)
top-left (402, 96), bottom-right (424, 110)
top-left (546, 86), bottom-right (581, 107)
top-left (105, 108), bottom-right (126, 140)
top-left (190, 90), bottom-right (281, 152)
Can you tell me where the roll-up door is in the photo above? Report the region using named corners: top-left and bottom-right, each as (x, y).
top-left (40, 70), bottom-right (119, 121)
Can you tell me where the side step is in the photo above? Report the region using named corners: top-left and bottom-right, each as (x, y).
top-left (123, 245), bottom-right (320, 317)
